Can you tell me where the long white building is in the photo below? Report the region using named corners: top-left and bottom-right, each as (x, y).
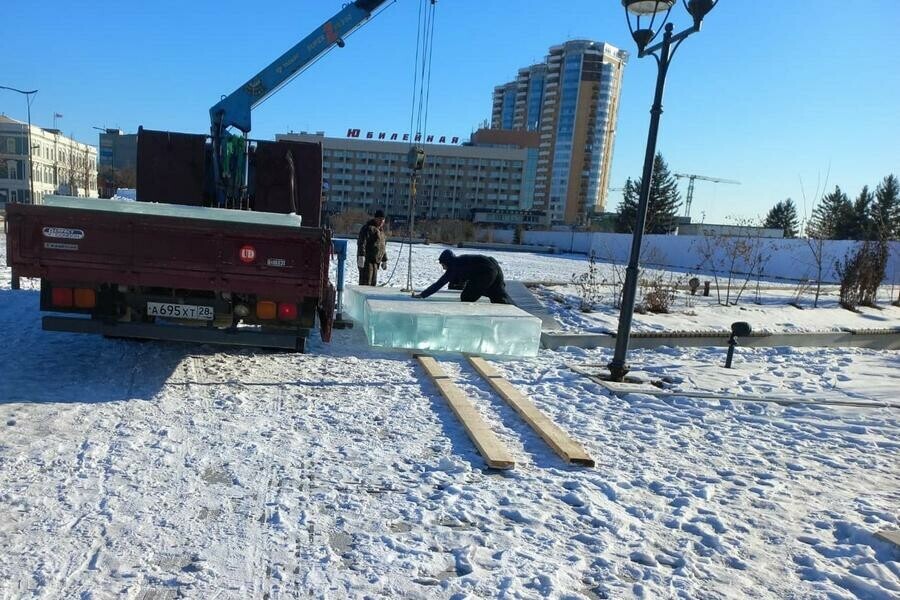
top-left (277, 130), bottom-right (543, 226)
top-left (0, 114), bottom-right (97, 205)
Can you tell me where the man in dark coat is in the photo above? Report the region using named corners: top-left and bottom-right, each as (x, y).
top-left (414, 249), bottom-right (513, 304)
top-left (357, 209), bottom-right (387, 286)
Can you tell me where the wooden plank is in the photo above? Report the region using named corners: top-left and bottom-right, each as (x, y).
top-left (416, 355), bottom-right (515, 470)
top-left (468, 356), bottom-right (595, 467)
top-left (875, 529), bottom-right (900, 548)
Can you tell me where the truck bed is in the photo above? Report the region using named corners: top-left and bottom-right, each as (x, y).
top-left (6, 197), bottom-right (330, 302)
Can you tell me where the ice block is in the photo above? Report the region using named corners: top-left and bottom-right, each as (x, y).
top-left (343, 285), bottom-right (485, 323)
top-left (363, 298), bottom-right (541, 357)
top-left (43, 196), bottom-right (302, 228)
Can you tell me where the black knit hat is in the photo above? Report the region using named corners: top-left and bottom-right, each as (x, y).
top-left (439, 249), bottom-right (455, 265)
top-left (374, 209), bottom-right (385, 218)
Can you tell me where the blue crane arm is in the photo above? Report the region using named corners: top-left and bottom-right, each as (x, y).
top-left (209, 0), bottom-right (388, 135)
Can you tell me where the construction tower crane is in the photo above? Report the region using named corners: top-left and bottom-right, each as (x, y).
top-left (673, 173), bottom-right (740, 218)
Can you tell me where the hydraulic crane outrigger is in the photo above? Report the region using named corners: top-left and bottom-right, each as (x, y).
top-left (208, 0), bottom-right (390, 208)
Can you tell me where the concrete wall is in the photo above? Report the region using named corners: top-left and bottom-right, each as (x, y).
top-left (475, 228), bottom-right (515, 243)
top-left (523, 230), bottom-right (900, 284)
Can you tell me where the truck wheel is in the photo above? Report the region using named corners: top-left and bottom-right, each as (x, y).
top-left (294, 336), bottom-right (307, 353)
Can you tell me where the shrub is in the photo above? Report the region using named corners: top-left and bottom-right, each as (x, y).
top-left (416, 219), bottom-right (475, 244)
top-left (571, 252), bottom-right (604, 312)
top-left (640, 272), bottom-right (678, 314)
top-left (836, 238), bottom-right (888, 310)
top-left (328, 208), bottom-right (371, 235)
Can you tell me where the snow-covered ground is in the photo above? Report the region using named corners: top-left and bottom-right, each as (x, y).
top-left (2, 232), bottom-right (899, 599)
top-left (536, 282), bottom-right (900, 335)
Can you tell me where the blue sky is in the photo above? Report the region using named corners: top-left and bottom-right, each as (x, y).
top-left (2, 1), bottom-right (898, 224)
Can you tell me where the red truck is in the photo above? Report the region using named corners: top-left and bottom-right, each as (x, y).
top-left (4, 132), bottom-right (335, 352)
top-left (3, 1), bottom-right (395, 351)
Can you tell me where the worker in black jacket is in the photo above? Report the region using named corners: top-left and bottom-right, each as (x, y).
top-left (357, 209), bottom-right (387, 286)
top-left (414, 249), bottom-right (513, 304)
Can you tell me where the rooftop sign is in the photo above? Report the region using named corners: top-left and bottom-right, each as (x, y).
top-left (346, 129), bottom-right (461, 144)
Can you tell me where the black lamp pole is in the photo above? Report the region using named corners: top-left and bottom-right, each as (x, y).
top-left (607, 0), bottom-right (718, 381)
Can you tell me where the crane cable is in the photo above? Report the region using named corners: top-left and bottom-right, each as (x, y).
top-left (405, 0), bottom-right (437, 289)
top-left (382, 0), bottom-right (437, 288)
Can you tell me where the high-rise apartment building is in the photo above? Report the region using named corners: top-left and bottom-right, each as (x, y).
top-left (492, 41), bottom-right (627, 225)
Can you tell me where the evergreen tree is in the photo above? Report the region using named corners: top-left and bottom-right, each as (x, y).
top-left (872, 174), bottom-right (900, 239)
top-left (809, 185), bottom-right (853, 239)
top-left (849, 186), bottom-right (874, 240)
top-left (763, 198), bottom-right (799, 238)
top-left (615, 178), bottom-right (638, 233)
top-left (614, 153), bottom-right (681, 234)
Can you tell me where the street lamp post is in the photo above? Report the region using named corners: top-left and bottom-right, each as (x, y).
top-left (607, 0), bottom-right (719, 381)
top-left (0, 86), bottom-right (38, 204)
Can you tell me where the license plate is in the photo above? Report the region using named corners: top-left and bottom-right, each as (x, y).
top-left (146, 302), bottom-right (214, 321)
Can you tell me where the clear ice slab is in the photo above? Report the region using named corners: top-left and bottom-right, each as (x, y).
top-left (44, 195), bottom-right (302, 228)
top-left (344, 285), bottom-right (541, 357)
top-left (343, 285), bottom-right (484, 323)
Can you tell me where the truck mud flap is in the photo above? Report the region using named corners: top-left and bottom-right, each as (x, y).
top-left (42, 316), bottom-right (305, 350)
top-left (318, 283), bottom-right (336, 343)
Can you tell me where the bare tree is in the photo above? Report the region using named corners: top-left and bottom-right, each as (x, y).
top-left (693, 233), bottom-right (723, 304)
top-left (692, 219), bottom-right (769, 306)
top-left (792, 279), bottom-right (813, 308)
top-left (116, 167), bottom-right (136, 189)
top-left (588, 237), bottom-right (626, 309)
top-left (753, 238), bottom-right (775, 304)
top-left (592, 236), bottom-right (662, 310)
top-left (730, 219), bottom-right (772, 305)
top-left (81, 147), bottom-right (93, 197)
top-left (64, 144), bottom-right (80, 196)
top-left (799, 169), bottom-right (832, 308)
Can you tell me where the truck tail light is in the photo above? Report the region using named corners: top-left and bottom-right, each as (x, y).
top-left (51, 287), bottom-right (74, 308)
top-left (74, 288), bottom-right (96, 309)
top-left (278, 303), bottom-right (297, 321)
top-left (256, 300), bottom-right (277, 320)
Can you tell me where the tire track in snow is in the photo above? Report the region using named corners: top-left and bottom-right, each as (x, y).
top-left (46, 409), bottom-right (121, 598)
